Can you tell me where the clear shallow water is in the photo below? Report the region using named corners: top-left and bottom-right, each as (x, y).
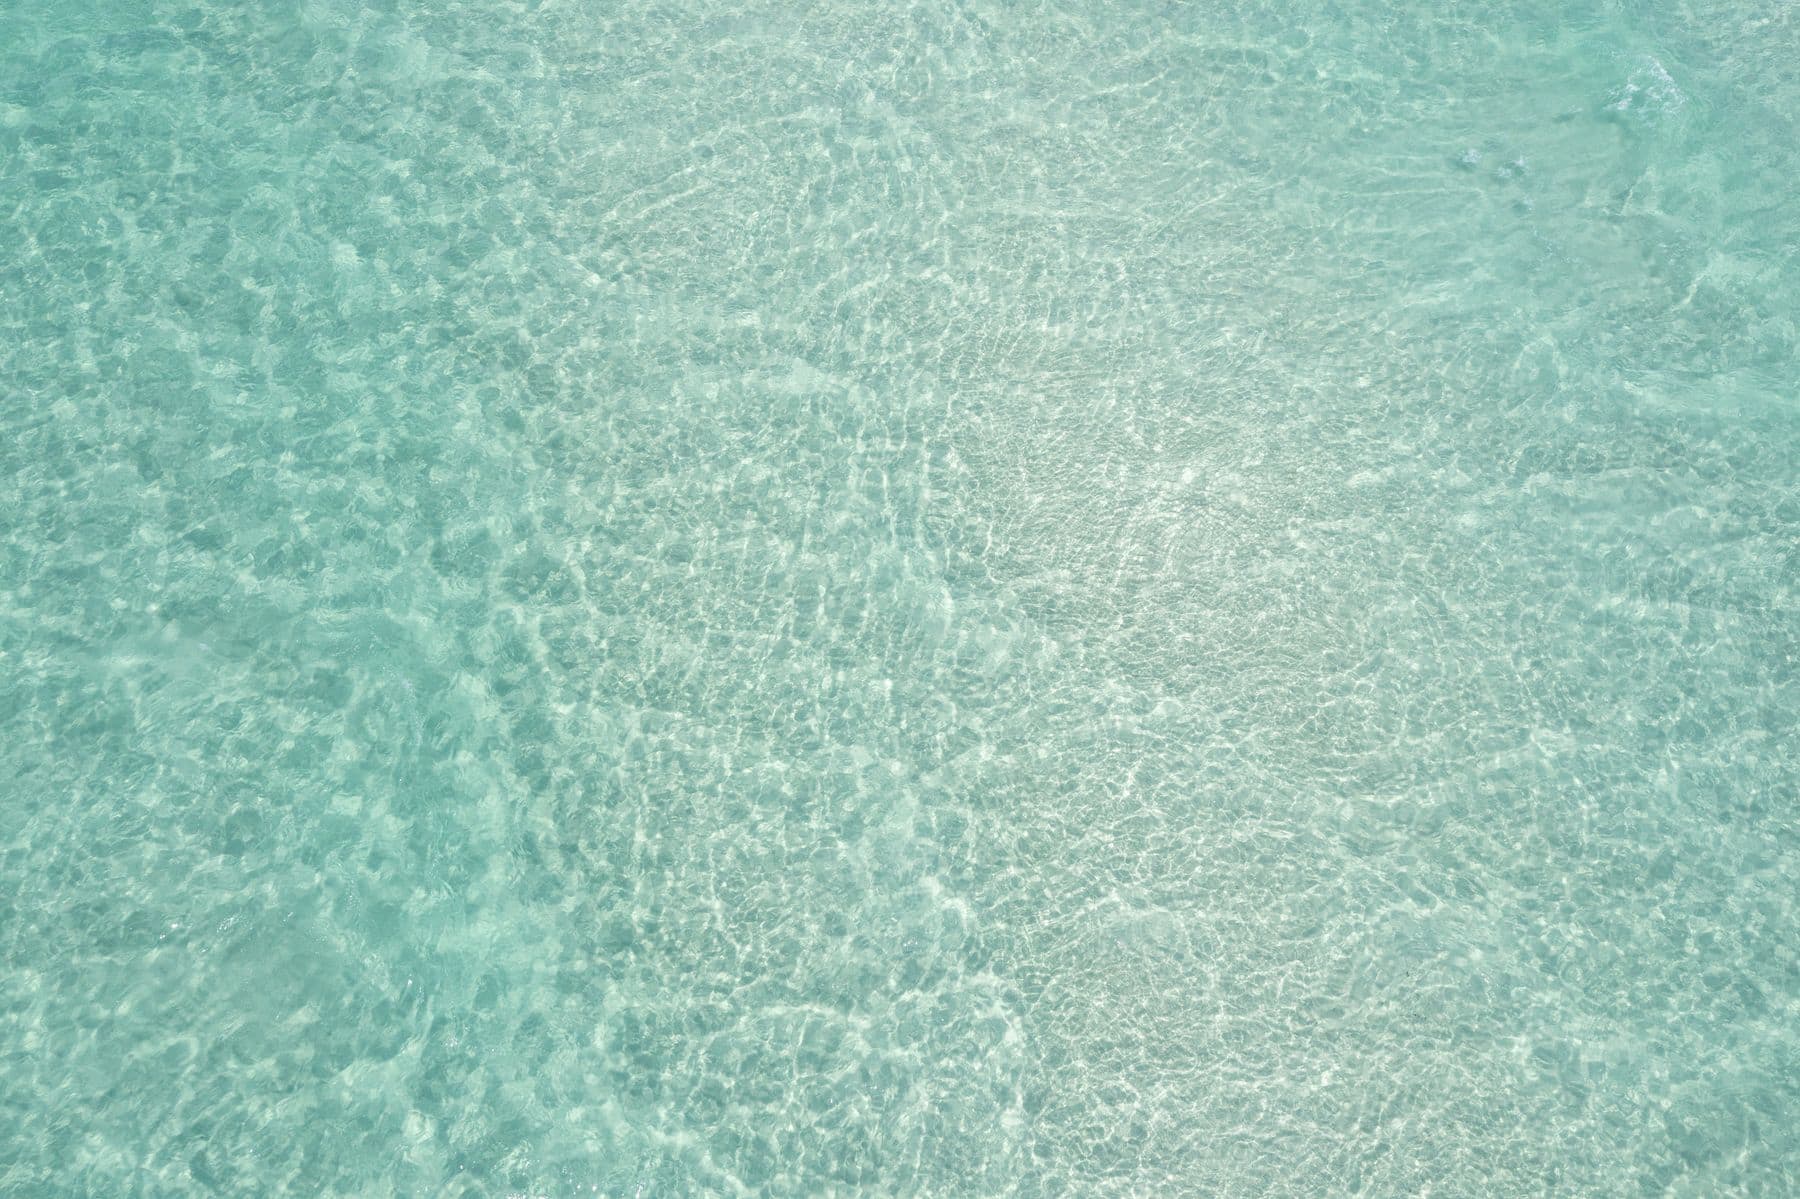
top-left (2, 0), bottom-right (1796, 1192)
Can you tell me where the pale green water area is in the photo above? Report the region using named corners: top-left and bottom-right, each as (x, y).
top-left (3, 0), bottom-right (1798, 1193)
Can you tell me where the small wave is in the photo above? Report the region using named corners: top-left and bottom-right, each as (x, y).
top-left (1610, 55), bottom-right (1685, 118)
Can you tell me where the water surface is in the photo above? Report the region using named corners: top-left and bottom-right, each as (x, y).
top-left (2, 0), bottom-right (1797, 1193)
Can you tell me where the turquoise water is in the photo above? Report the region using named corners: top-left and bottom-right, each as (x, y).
top-left (2, 0), bottom-right (1796, 1192)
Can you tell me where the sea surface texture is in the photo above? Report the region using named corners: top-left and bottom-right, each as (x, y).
top-left (3, 0), bottom-right (1797, 1194)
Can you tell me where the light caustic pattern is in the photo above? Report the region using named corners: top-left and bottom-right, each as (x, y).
top-left (1, 0), bottom-right (1797, 1194)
